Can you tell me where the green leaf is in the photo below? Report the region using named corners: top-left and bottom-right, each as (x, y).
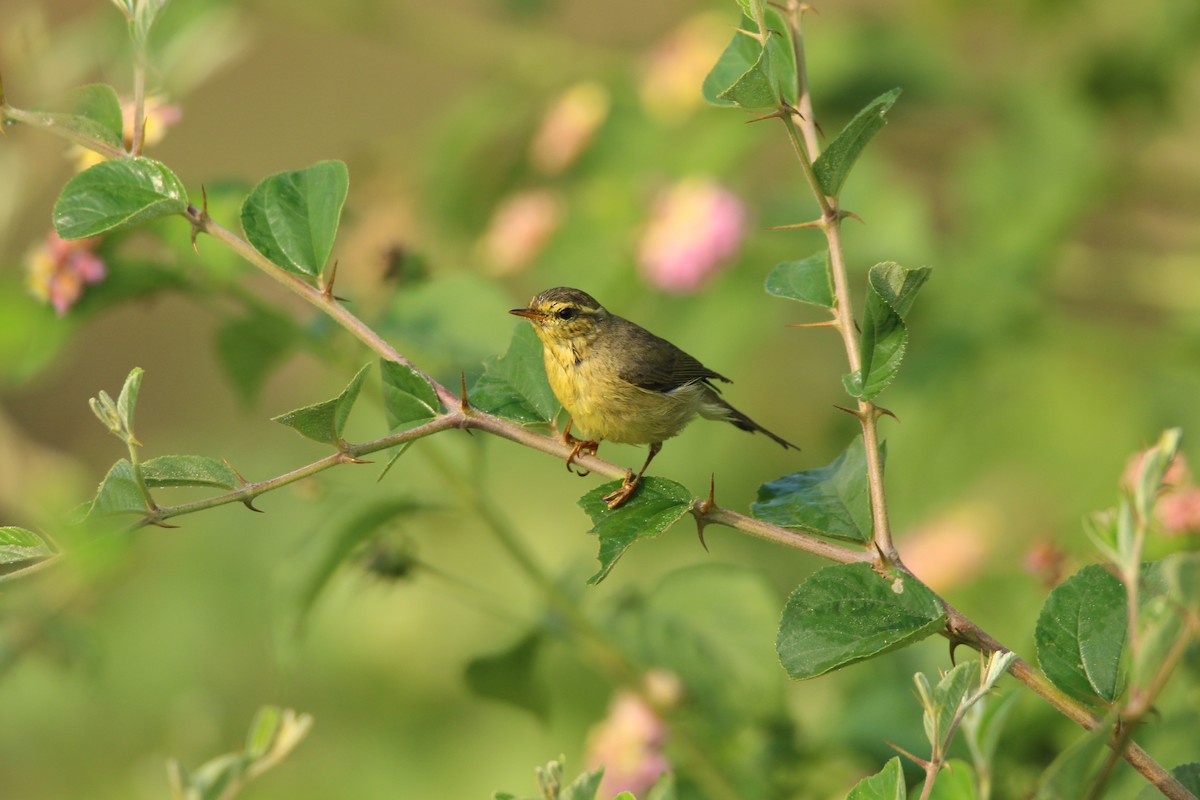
top-left (245, 706), bottom-right (282, 760)
top-left (1133, 428), bottom-right (1182, 527)
top-left (703, 12), bottom-right (797, 110)
top-left (847, 756), bottom-right (906, 800)
top-left (1032, 716), bottom-right (1115, 800)
top-left (920, 661), bottom-right (978, 752)
top-left (88, 459), bottom-right (148, 516)
top-left (38, 83), bottom-right (124, 148)
top-left (844, 262), bottom-right (931, 401)
top-left (961, 690), bottom-right (1019, 787)
top-left (465, 631), bottom-right (549, 720)
top-left (764, 252), bottom-right (835, 308)
top-left (1035, 563), bottom-right (1128, 706)
top-left (752, 436), bottom-right (879, 542)
top-left (116, 366), bottom-right (143, 436)
top-left (131, 0), bottom-right (170, 50)
top-left (579, 477), bottom-right (693, 585)
top-left (703, 19), bottom-right (765, 107)
top-left (380, 359), bottom-right (441, 429)
top-left (215, 311), bottom-right (297, 407)
top-left (272, 363), bottom-right (371, 446)
top-left (53, 157), bottom-right (188, 239)
top-left (1136, 763), bottom-right (1200, 800)
top-left (140, 455), bottom-right (240, 490)
top-left (1162, 551), bottom-right (1200, 607)
top-left (560, 767), bottom-right (605, 800)
top-left (170, 706), bottom-right (312, 800)
top-left (813, 88), bottom-right (902, 197)
top-left (776, 562), bottom-right (946, 680)
top-left (240, 160), bottom-right (348, 277)
top-left (0, 526), bottom-right (57, 576)
top-left (471, 323), bottom-right (561, 426)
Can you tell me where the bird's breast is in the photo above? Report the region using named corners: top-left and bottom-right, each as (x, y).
top-left (543, 343), bottom-right (707, 445)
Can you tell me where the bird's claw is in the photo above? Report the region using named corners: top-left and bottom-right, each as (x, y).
top-left (602, 471), bottom-right (639, 509)
top-left (563, 432), bottom-right (599, 477)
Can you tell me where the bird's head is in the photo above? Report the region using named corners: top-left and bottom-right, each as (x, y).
top-left (509, 287), bottom-right (609, 346)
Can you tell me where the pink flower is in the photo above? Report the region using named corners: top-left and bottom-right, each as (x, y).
top-left (1120, 446), bottom-right (1200, 534)
top-left (639, 13), bottom-right (732, 122)
top-left (1121, 448), bottom-right (1190, 493)
top-left (585, 687), bottom-right (672, 798)
top-left (478, 189), bottom-right (564, 274)
top-left (1156, 489), bottom-right (1200, 535)
top-left (25, 231), bottom-right (106, 315)
top-left (637, 178), bottom-right (745, 293)
top-left (529, 82), bottom-right (609, 176)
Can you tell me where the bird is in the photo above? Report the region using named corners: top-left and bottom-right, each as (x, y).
top-left (510, 286), bottom-right (797, 509)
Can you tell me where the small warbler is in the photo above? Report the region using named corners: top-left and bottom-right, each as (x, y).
top-left (511, 287), bottom-right (797, 509)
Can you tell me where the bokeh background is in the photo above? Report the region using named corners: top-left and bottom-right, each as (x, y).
top-left (1, 0), bottom-right (1199, 798)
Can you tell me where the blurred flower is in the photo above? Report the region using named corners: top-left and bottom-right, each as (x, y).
top-left (637, 177), bottom-right (745, 293)
top-left (478, 188), bottom-right (564, 275)
top-left (585, 681), bottom-right (673, 799)
top-left (1121, 448), bottom-right (1190, 493)
top-left (25, 230), bottom-right (105, 315)
top-left (72, 94), bottom-right (183, 170)
top-left (639, 12), bottom-right (732, 122)
top-left (899, 504), bottom-right (995, 592)
top-left (1023, 539), bottom-right (1067, 589)
top-left (1156, 489), bottom-right (1200, 535)
top-left (1120, 446), bottom-right (1200, 535)
top-left (529, 81), bottom-right (609, 176)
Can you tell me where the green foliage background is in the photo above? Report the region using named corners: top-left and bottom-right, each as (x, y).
top-left (1, 0), bottom-right (1199, 798)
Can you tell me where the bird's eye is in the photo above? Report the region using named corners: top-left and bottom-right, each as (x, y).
top-left (556, 307), bottom-right (579, 321)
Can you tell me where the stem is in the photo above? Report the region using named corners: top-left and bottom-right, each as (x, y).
top-left (2, 106), bottom-right (129, 161)
top-left (942, 602), bottom-right (1194, 800)
top-left (126, 436), bottom-right (158, 514)
top-left (130, 53), bottom-right (146, 155)
top-left (773, 12), bottom-right (1188, 797)
top-left (190, 211), bottom-right (463, 412)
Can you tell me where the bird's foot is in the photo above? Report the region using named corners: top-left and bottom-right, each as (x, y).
top-left (602, 471), bottom-right (639, 509)
top-left (564, 433), bottom-right (600, 477)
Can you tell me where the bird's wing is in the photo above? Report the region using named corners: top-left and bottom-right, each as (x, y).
top-left (614, 317), bottom-right (731, 392)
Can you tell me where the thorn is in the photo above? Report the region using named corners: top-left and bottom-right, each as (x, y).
top-left (745, 109), bottom-right (786, 125)
top-left (874, 405), bottom-right (900, 423)
top-left (814, 118), bottom-right (825, 138)
top-left (189, 186), bottom-right (209, 254)
top-left (459, 371), bottom-right (470, 412)
top-left (734, 27), bottom-right (764, 43)
top-left (146, 517), bottom-right (180, 529)
top-left (242, 498), bottom-right (264, 513)
top-left (800, 4), bottom-right (819, 16)
top-left (833, 404), bottom-right (865, 420)
top-left (839, 209), bottom-right (865, 225)
top-left (321, 259), bottom-right (340, 302)
top-left (766, 219), bottom-right (824, 231)
top-left (779, 100), bottom-right (805, 121)
top-left (884, 740), bottom-right (929, 770)
top-left (337, 448), bottom-right (372, 465)
top-left (786, 319), bottom-right (839, 329)
top-left (223, 457), bottom-right (252, 487)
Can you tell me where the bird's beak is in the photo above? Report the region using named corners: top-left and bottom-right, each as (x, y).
top-left (509, 307), bottom-right (545, 320)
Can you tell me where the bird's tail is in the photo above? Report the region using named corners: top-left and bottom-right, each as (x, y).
top-left (700, 394), bottom-right (798, 450)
